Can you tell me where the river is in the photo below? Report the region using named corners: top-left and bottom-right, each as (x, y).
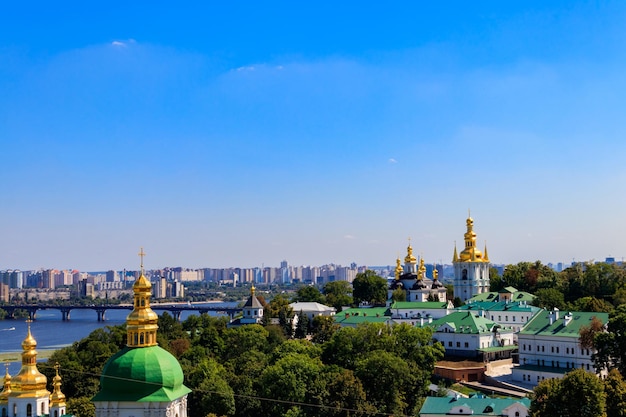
top-left (0, 302), bottom-right (238, 375)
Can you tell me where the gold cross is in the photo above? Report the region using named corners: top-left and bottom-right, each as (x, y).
top-left (138, 247), bottom-right (146, 271)
top-left (54, 362), bottom-right (60, 376)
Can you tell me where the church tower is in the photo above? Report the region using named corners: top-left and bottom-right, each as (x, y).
top-left (453, 215), bottom-right (490, 302)
top-left (1, 323), bottom-right (53, 417)
top-left (92, 248), bottom-right (191, 417)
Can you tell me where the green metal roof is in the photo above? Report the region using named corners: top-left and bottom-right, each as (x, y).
top-left (420, 396), bottom-right (531, 415)
top-left (467, 289), bottom-right (535, 303)
top-left (390, 301), bottom-right (449, 309)
top-left (421, 311), bottom-right (507, 334)
top-left (92, 345), bottom-right (191, 402)
top-left (338, 307), bottom-right (390, 317)
top-left (478, 345), bottom-right (518, 353)
top-left (519, 310), bottom-right (608, 337)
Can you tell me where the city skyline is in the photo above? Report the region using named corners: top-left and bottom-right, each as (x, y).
top-left (3, 2), bottom-right (626, 270)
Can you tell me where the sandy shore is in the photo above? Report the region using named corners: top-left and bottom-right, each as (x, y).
top-left (0, 349), bottom-right (57, 363)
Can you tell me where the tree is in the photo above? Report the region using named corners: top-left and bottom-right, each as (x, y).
top-left (67, 397), bottom-right (96, 417)
top-left (355, 350), bottom-right (414, 415)
top-left (263, 294), bottom-right (295, 337)
top-left (294, 311), bottom-right (310, 339)
top-left (323, 281), bottom-right (352, 311)
top-left (530, 369), bottom-right (606, 417)
top-left (310, 315), bottom-right (340, 344)
top-left (533, 288), bottom-right (567, 310)
top-left (529, 377), bottom-right (563, 417)
top-left (186, 358), bottom-right (235, 417)
top-left (352, 270), bottom-right (387, 305)
top-left (604, 369), bottom-right (626, 417)
top-left (571, 297), bottom-right (614, 313)
top-left (580, 316), bottom-right (605, 350)
top-left (293, 286), bottom-right (325, 303)
top-left (594, 305), bottom-right (626, 374)
top-left (391, 288), bottom-right (406, 302)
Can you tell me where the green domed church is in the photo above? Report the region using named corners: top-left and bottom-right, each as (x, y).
top-left (92, 249), bottom-right (191, 417)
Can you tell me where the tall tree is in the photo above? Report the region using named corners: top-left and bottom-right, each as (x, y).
top-left (323, 281), bottom-right (353, 311)
top-left (293, 286), bottom-right (325, 304)
top-left (352, 270), bottom-right (388, 305)
top-left (594, 305), bottom-right (626, 375)
top-left (604, 369), bottom-right (626, 417)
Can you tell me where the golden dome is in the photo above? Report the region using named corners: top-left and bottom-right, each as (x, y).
top-left (457, 216), bottom-right (488, 263)
top-left (394, 257), bottom-right (402, 280)
top-left (10, 324), bottom-right (49, 397)
top-left (404, 240), bottom-right (417, 264)
top-left (0, 364), bottom-right (11, 402)
top-left (126, 248), bottom-right (159, 348)
top-left (49, 363), bottom-right (66, 406)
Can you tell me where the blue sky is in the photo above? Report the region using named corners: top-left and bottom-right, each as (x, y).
top-left (2, 2), bottom-right (626, 270)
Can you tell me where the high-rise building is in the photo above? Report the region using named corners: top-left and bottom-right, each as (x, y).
top-left (452, 216), bottom-right (490, 302)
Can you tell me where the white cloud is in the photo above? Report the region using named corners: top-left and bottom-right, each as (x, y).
top-left (344, 234), bottom-right (356, 239)
top-left (388, 158), bottom-right (397, 163)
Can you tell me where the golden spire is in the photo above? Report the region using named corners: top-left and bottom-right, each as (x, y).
top-left (10, 321), bottom-right (48, 397)
top-left (418, 257), bottom-right (426, 280)
top-left (0, 363), bottom-right (11, 401)
top-left (404, 238), bottom-right (417, 264)
top-left (126, 248), bottom-right (159, 348)
top-left (484, 241), bottom-right (489, 262)
top-left (394, 256), bottom-right (402, 280)
top-left (452, 242), bottom-right (458, 263)
top-left (49, 362), bottom-right (66, 407)
top-left (251, 284), bottom-right (256, 297)
top-left (433, 264), bottom-right (439, 281)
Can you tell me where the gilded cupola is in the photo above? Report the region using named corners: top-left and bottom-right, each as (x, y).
top-left (126, 248), bottom-right (159, 348)
top-left (10, 322), bottom-right (49, 397)
top-left (0, 363), bottom-right (11, 404)
top-left (457, 216), bottom-right (488, 263)
top-left (49, 363), bottom-right (66, 407)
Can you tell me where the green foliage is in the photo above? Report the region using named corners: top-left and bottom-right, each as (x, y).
top-left (67, 396), bottom-right (96, 417)
top-left (533, 288), bottom-right (567, 310)
top-left (500, 261), bottom-right (558, 294)
top-left (293, 286), bottom-right (325, 304)
top-left (52, 300), bottom-right (445, 417)
top-left (530, 369), bottom-right (607, 417)
top-left (294, 311), bottom-right (310, 339)
top-left (594, 305), bottom-right (626, 375)
top-left (310, 316), bottom-right (339, 344)
top-left (391, 287), bottom-right (406, 302)
top-left (322, 281), bottom-right (352, 311)
top-left (604, 369), bottom-right (626, 417)
top-left (351, 270), bottom-right (387, 306)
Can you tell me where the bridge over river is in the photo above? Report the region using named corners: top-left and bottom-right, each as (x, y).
top-left (0, 303), bottom-right (242, 321)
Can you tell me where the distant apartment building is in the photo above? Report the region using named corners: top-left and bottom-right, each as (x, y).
top-left (0, 282), bottom-right (9, 302)
top-left (152, 277), bottom-right (168, 299)
top-left (106, 270), bottom-right (119, 282)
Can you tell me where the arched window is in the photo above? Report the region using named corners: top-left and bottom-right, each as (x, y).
top-left (41, 403), bottom-right (44, 416)
top-left (26, 404), bottom-right (32, 417)
top-left (140, 333), bottom-right (145, 345)
top-left (55, 410), bottom-right (58, 417)
top-left (2, 406), bottom-right (7, 417)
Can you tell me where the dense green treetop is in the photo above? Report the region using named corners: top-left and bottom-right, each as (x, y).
top-left (351, 270), bottom-right (387, 306)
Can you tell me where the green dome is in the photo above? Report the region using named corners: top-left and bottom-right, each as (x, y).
top-left (92, 346), bottom-right (191, 402)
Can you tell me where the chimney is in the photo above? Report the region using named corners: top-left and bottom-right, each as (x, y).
top-left (554, 307), bottom-right (560, 321)
top-left (563, 312), bottom-right (573, 326)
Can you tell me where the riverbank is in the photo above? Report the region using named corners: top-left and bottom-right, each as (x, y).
top-left (0, 348), bottom-right (58, 363)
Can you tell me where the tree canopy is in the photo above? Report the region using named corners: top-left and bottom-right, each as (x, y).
top-left (351, 270), bottom-right (387, 306)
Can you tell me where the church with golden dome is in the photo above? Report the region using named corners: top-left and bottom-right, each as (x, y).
top-left (92, 249), bottom-right (190, 417)
top-left (388, 240), bottom-right (447, 302)
top-left (0, 324), bottom-right (67, 417)
top-left (452, 215), bottom-right (490, 302)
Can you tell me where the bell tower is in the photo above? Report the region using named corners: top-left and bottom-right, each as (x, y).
top-left (453, 215), bottom-right (490, 302)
